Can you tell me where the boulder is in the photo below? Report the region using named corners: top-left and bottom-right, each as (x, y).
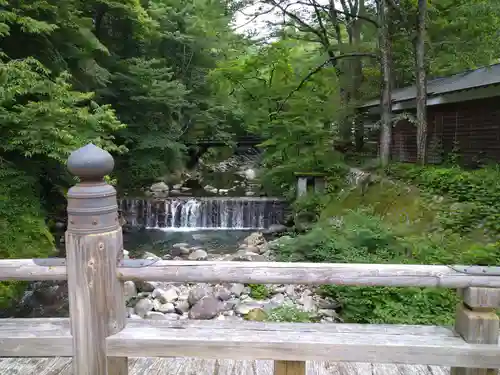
top-left (264, 224), bottom-right (287, 234)
top-left (243, 232), bottom-right (266, 247)
top-left (214, 286), bottom-right (231, 301)
top-left (150, 182), bottom-right (169, 192)
top-left (157, 303), bottom-right (175, 314)
top-left (123, 281), bottom-right (138, 301)
top-left (235, 301), bottom-right (263, 315)
top-left (152, 287), bottom-right (179, 303)
top-left (188, 249), bottom-right (208, 261)
top-left (134, 298), bottom-right (154, 317)
top-left (246, 308), bottom-right (267, 321)
top-left (230, 283), bottom-right (245, 297)
top-left (188, 285), bottom-right (214, 306)
top-left (188, 296), bottom-right (221, 320)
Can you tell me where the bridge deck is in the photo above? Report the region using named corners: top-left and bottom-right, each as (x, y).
top-left (0, 357), bottom-right (448, 375)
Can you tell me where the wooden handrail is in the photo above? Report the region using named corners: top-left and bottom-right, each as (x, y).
top-left (1, 144), bottom-right (499, 375)
top-left (2, 258), bottom-right (500, 288)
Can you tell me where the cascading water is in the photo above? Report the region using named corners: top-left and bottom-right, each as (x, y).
top-left (119, 197), bottom-right (287, 231)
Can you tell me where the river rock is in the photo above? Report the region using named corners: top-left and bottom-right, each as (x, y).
top-left (152, 287), bottom-right (179, 303)
top-left (271, 293), bottom-right (285, 304)
top-left (300, 295), bottom-right (316, 312)
top-left (188, 296), bottom-right (221, 320)
top-left (188, 285), bottom-right (213, 306)
top-left (265, 224), bottom-right (287, 234)
top-left (214, 286), bottom-right (231, 301)
top-left (151, 182), bottom-right (169, 191)
top-left (244, 232), bottom-right (266, 247)
top-left (130, 314), bottom-right (142, 320)
top-left (188, 249), bottom-right (208, 261)
top-left (142, 251), bottom-right (161, 260)
top-left (145, 311), bottom-right (168, 320)
top-left (230, 283), bottom-right (245, 296)
top-left (157, 302), bottom-right (175, 313)
top-left (175, 300), bottom-right (190, 314)
top-left (134, 298), bottom-right (154, 317)
top-left (123, 281), bottom-right (138, 301)
top-left (235, 301), bottom-right (263, 315)
top-left (231, 250), bottom-right (266, 262)
top-left (173, 243), bottom-right (189, 248)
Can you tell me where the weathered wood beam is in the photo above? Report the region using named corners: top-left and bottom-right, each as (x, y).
top-left (2, 259), bottom-right (500, 289)
top-left (117, 261), bottom-right (500, 288)
top-left (0, 318), bottom-right (72, 357)
top-left (0, 258), bottom-right (67, 280)
top-left (105, 319), bottom-right (500, 367)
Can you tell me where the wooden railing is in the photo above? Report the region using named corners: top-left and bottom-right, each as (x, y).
top-left (1, 143), bottom-right (500, 375)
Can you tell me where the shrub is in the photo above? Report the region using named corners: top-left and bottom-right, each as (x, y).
top-left (275, 208), bottom-right (486, 324)
top-left (248, 284), bottom-right (270, 300)
top-left (265, 305), bottom-right (316, 323)
top-left (386, 163), bottom-right (500, 235)
top-left (0, 165), bottom-right (55, 309)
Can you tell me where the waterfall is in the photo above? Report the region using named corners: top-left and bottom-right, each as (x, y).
top-left (119, 197), bottom-right (287, 230)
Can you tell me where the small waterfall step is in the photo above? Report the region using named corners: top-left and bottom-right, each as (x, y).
top-left (120, 197), bottom-right (287, 230)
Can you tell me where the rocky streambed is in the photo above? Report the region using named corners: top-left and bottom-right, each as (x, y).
top-left (8, 232), bottom-right (342, 323)
top-left (123, 232), bottom-right (342, 323)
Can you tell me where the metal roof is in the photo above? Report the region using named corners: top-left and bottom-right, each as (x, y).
top-left (361, 63), bottom-right (500, 108)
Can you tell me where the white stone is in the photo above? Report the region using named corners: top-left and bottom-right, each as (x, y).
top-left (145, 311), bottom-right (167, 320)
top-left (153, 287), bottom-right (179, 303)
top-left (123, 281), bottom-right (137, 301)
top-left (158, 303), bottom-right (175, 313)
top-left (188, 249), bottom-right (208, 261)
top-left (134, 298), bottom-right (154, 317)
top-left (150, 182), bottom-right (169, 192)
top-left (235, 302), bottom-right (263, 315)
top-left (230, 283), bottom-right (245, 296)
top-left (129, 314), bottom-right (142, 320)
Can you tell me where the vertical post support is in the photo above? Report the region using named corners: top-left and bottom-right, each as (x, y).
top-left (451, 287), bottom-right (500, 375)
top-left (314, 176), bottom-right (325, 194)
top-left (296, 177), bottom-right (308, 198)
top-left (274, 361), bottom-right (306, 375)
top-left (66, 144), bottom-right (128, 375)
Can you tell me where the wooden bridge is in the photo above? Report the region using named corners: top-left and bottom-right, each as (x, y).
top-left (1, 143), bottom-right (500, 375)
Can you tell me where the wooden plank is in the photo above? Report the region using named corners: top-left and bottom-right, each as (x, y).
top-left (0, 357), bottom-right (448, 375)
top-left (275, 361), bottom-right (306, 375)
top-left (106, 320), bottom-right (500, 368)
top-left (0, 258), bottom-right (67, 281)
top-left (461, 288), bottom-right (500, 309)
top-left (122, 319), bottom-right (458, 337)
top-left (0, 318), bottom-right (72, 357)
top-left (117, 261), bottom-right (500, 288)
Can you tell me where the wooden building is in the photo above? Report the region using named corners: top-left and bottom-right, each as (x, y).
top-left (360, 63), bottom-right (500, 165)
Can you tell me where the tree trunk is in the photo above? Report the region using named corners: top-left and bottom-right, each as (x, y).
top-left (378, 0), bottom-right (392, 166)
top-left (352, 0), bottom-right (366, 151)
top-left (415, 0), bottom-right (428, 164)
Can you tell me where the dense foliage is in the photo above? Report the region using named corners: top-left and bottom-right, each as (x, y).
top-left (2, 0), bottom-right (500, 318)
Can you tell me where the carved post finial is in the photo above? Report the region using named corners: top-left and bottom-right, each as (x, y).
top-left (66, 143), bottom-right (118, 234)
top-left (67, 143), bottom-right (114, 181)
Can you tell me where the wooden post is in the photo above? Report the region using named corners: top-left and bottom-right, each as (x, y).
top-left (297, 177), bottom-right (308, 198)
top-left (274, 361), bottom-right (306, 375)
top-left (313, 176), bottom-right (325, 194)
top-left (66, 144), bottom-right (128, 375)
top-left (451, 287), bottom-right (500, 375)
